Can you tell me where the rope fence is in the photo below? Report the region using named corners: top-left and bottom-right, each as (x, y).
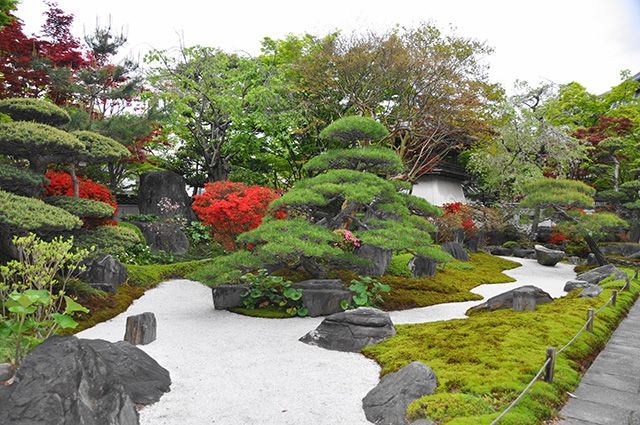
top-left (489, 273), bottom-right (635, 425)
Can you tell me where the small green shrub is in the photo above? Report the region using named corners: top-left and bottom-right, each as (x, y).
top-left (0, 98), bottom-right (70, 127)
top-left (0, 190), bottom-right (83, 233)
top-left (319, 116), bottom-right (389, 147)
top-left (0, 162), bottom-right (45, 196)
top-left (184, 221), bottom-right (212, 244)
top-left (123, 213), bottom-right (159, 223)
top-left (240, 269), bottom-right (308, 317)
top-left (117, 221), bottom-right (145, 241)
top-left (502, 241), bottom-right (519, 249)
top-left (74, 224), bottom-right (142, 257)
top-left (45, 196), bottom-right (115, 219)
top-left (341, 275), bottom-right (391, 310)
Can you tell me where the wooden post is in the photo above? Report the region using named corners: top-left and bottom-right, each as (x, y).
top-left (624, 277), bottom-right (630, 291)
top-left (544, 347), bottom-right (556, 383)
top-left (587, 308), bottom-right (595, 333)
top-left (612, 290), bottom-right (618, 307)
top-left (634, 269), bottom-right (638, 281)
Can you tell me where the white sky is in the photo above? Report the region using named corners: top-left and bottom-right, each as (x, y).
top-left (15, 0), bottom-right (640, 94)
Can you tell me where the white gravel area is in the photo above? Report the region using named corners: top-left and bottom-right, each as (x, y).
top-left (390, 257), bottom-right (576, 324)
top-left (78, 256), bottom-right (576, 424)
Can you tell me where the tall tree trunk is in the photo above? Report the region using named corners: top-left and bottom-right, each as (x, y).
top-left (530, 207), bottom-right (541, 241)
top-left (612, 156), bottom-right (620, 192)
top-left (69, 164), bottom-right (80, 198)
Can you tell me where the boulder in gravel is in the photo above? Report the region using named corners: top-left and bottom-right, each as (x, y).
top-left (441, 241), bottom-right (469, 262)
top-left (468, 285), bottom-right (553, 313)
top-left (211, 284), bottom-right (249, 310)
top-left (124, 312), bottom-right (157, 345)
top-left (362, 361), bottom-right (438, 425)
top-left (355, 244), bottom-right (393, 276)
top-left (564, 280), bottom-right (590, 292)
top-left (409, 255), bottom-right (438, 278)
top-left (293, 279), bottom-right (352, 317)
top-left (535, 245), bottom-right (565, 266)
top-left (576, 264), bottom-right (627, 285)
top-left (80, 254), bottom-right (128, 293)
top-left (136, 222), bottom-right (189, 255)
top-left (83, 339), bottom-right (171, 405)
top-left (300, 307), bottom-right (395, 352)
top-left (488, 246), bottom-right (513, 256)
top-left (138, 170), bottom-right (194, 220)
top-left (579, 284), bottom-right (604, 298)
top-left (0, 336), bottom-right (139, 425)
top-left (513, 248), bottom-right (536, 259)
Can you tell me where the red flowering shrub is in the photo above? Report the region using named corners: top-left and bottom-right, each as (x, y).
top-left (549, 231), bottom-right (568, 245)
top-left (44, 170), bottom-right (117, 226)
top-left (192, 181), bottom-right (281, 250)
top-left (436, 202), bottom-right (477, 242)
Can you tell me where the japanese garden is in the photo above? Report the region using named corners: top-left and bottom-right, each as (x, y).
top-left (0, 2), bottom-right (639, 425)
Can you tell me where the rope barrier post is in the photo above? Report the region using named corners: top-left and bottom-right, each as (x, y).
top-left (624, 277), bottom-right (630, 291)
top-left (544, 347), bottom-right (556, 383)
top-left (612, 290), bottom-right (618, 307)
top-left (587, 308), bottom-right (594, 333)
top-left (635, 269), bottom-right (638, 280)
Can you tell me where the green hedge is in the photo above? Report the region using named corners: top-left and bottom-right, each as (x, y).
top-left (45, 196), bottom-right (115, 219)
top-left (74, 224), bottom-right (142, 257)
top-left (73, 130), bottom-right (130, 163)
top-left (0, 162), bottom-right (45, 196)
top-left (0, 98), bottom-right (70, 127)
top-left (319, 116), bottom-right (389, 147)
top-left (0, 121), bottom-right (85, 160)
top-left (0, 190), bottom-right (82, 232)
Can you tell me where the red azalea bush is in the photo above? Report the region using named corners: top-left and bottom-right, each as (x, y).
top-left (192, 180), bottom-right (282, 250)
top-left (44, 170), bottom-right (118, 226)
top-left (436, 202), bottom-right (478, 242)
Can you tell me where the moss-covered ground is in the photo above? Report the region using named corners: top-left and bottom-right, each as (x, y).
top-left (229, 307), bottom-right (292, 318)
top-left (363, 274), bottom-right (639, 425)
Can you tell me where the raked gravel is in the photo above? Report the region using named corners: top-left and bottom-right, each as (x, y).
top-left (78, 256), bottom-right (576, 425)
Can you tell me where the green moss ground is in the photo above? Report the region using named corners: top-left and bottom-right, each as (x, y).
top-left (229, 307), bottom-right (292, 319)
top-left (363, 274), bottom-right (639, 425)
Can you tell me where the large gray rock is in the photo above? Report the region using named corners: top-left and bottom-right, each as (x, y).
top-left (513, 248), bottom-right (536, 259)
top-left (211, 284), bottom-right (249, 310)
top-left (564, 280), bottom-right (590, 292)
top-left (80, 255), bottom-right (128, 293)
top-left (0, 336), bottom-right (139, 425)
top-left (409, 255), bottom-right (438, 278)
top-left (535, 245), bottom-right (565, 266)
top-left (293, 279), bottom-right (352, 317)
top-left (576, 264), bottom-right (627, 285)
top-left (300, 307), bottom-right (396, 352)
top-left (355, 244), bottom-right (392, 276)
top-left (441, 242), bottom-right (469, 262)
top-left (579, 284), bottom-right (604, 298)
top-left (468, 285), bottom-right (553, 313)
top-left (488, 246), bottom-right (513, 256)
top-left (362, 361), bottom-right (438, 425)
top-left (82, 339), bottom-right (171, 405)
top-left (138, 170), bottom-right (194, 220)
top-left (136, 222), bottom-right (189, 255)
top-left (601, 243), bottom-right (640, 257)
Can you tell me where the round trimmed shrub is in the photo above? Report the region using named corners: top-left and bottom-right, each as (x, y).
top-left (0, 98), bottom-right (70, 127)
top-left (45, 196), bottom-right (115, 219)
top-left (74, 224), bottom-right (143, 257)
top-left (0, 190), bottom-right (82, 233)
top-left (0, 163), bottom-right (46, 196)
top-left (319, 116), bottom-right (389, 147)
top-left (72, 130), bottom-right (130, 163)
top-left (0, 121), bottom-right (85, 160)
top-left (303, 146), bottom-right (403, 176)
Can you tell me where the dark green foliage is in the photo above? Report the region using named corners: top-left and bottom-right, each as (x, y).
top-left (319, 116), bottom-right (389, 147)
top-left (74, 223), bottom-right (142, 257)
top-left (520, 178), bottom-right (596, 209)
top-left (45, 196), bottom-right (115, 219)
top-left (189, 250), bottom-right (263, 286)
top-left (0, 98), bottom-right (70, 127)
top-left (0, 162), bottom-right (45, 196)
top-left (72, 130), bottom-right (130, 163)
top-left (0, 190), bottom-right (82, 233)
top-left (303, 147), bottom-right (403, 176)
top-left (0, 121), bottom-right (85, 160)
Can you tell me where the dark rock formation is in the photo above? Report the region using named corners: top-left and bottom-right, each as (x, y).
top-left (468, 285), bottom-right (553, 313)
top-left (362, 361), bottom-right (438, 425)
top-left (487, 246), bottom-right (513, 256)
top-left (300, 307), bottom-right (395, 352)
top-left (564, 280), bottom-right (590, 292)
top-left (441, 242), bottom-right (469, 262)
top-left (211, 284), bottom-right (249, 310)
top-left (355, 244), bottom-right (392, 276)
top-left (138, 170), bottom-right (194, 220)
top-left (601, 243), bottom-right (640, 258)
top-left (293, 279), bottom-right (352, 317)
top-left (0, 363), bottom-right (14, 382)
top-left (124, 312), bottom-right (157, 345)
top-left (136, 222), bottom-right (189, 255)
top-left (513, 248), bottom-right (536, 259)
top-left (409, 255), bottom-right (438, 277)
top-left (576, 264), bottom-right (627, 285)
top-left (535, 245), bottom-right (565, 266)
top-left (80, 255), bottom-right (128, 293)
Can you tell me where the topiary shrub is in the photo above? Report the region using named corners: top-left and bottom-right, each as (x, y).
top-left (0, 162), bottom-right (46, 196)
top-left (319, 116), bottom-right (389, 147)
top-left (74, 224), bottom-right (142, 258)
top-left (0, 98), bottom-right (70, 127)
top-left (0, 121), bottom-right (85, 165)
top-left (0, 190), bottom-right (82, 233)
top-left (45, 196), bottom-right (115, 219)
top-left (72, 130), bottom-right (130, 163)
top-left (303, 146), bottom-right (403, 176)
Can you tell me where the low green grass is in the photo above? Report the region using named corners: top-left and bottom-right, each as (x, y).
top-left (229, 307), bottom-right (292, 319)
top-left (363, 274), bottom-right (639, 425)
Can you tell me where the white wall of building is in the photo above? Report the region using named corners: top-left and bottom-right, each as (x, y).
top-left (412, 175), bottom-right (466, 206)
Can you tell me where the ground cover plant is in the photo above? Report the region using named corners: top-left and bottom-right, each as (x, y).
top-left (363, 273), bottom-right (639, 424)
